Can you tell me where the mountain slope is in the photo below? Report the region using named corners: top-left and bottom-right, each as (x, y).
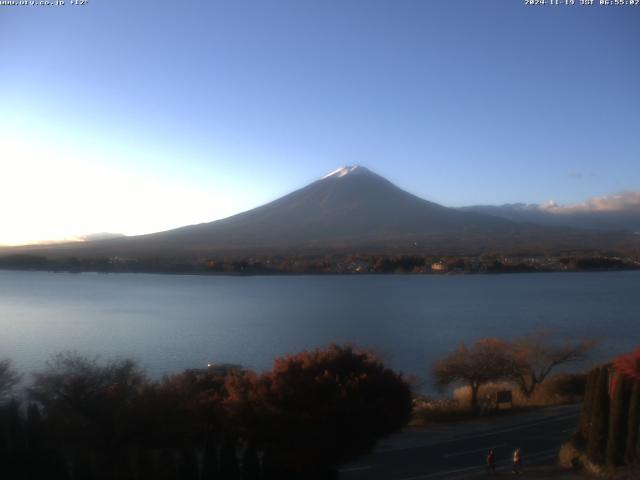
top-left (460, 202), bottom-right (640, 233)
top-left (4, 166), bottom-right (640, 259)
top-left (148, 166), bottom-right (515, 246)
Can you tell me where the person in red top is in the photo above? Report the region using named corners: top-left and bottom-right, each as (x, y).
top-left (486, 449), bottom-right (496, 474)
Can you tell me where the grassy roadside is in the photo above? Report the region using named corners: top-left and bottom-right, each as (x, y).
top-left (468, 465), bottom-right (593, 478)
top-left (411, 376), bottom-right (585, 426)
top-left (558, 442), bottom-right (640, 480)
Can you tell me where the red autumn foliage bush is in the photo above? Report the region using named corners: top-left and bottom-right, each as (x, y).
top-left (225, 344), bottom-right (413, 477)
top-left (613, 347), bottom-right (640, 381)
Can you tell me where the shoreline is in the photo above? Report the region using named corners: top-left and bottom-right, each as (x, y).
top-left (0, 264), bottom-right (638, 277)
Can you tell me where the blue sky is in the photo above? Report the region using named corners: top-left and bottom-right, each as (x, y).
top-left (1, 0), bottom-right (639, 244)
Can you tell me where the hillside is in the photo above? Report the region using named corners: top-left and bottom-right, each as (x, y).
top-left (2, 166), bottom-right (639, 263)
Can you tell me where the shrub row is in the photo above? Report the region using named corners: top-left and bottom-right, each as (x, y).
top-left (578, 365), bottom-right (640, 467)
top-left (0, 345), bottom-right (412, 480)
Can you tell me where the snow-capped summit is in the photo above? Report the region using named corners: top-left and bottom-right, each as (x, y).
top-left (323, 165), bottom-right (375, 179)
top-left (11, 165), bottom-right (636, 258)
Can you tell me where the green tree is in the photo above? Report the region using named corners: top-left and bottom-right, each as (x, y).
top-left (578, 369), bottom-right (598, 441)
top-left (624, 380), bottom-right (640, 465)
top-left (612, 347), bottom-right (640, 466)
top-left (606, 373), bottom-right (629, 466)
top-left (587, 366), bottom-right (610, 465)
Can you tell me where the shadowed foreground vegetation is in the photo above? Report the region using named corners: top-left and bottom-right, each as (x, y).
top-left (0, 251), bottom-right (638, 275)
top-left (412, 374), bottom-right (588, 425)
top-left (0, 345), bottom-right (412, 480)
top-left (557, 347), bottom-right (640, 479)
top-left (0, 332), bottom-right (609, 478)
top-left (409, 332), bottom-right (595, 425)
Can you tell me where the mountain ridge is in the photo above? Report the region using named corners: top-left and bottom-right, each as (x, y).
top-left (2, 166), bottom-right (639, 260)
top-left (460, 197), bottom-right (640, 233)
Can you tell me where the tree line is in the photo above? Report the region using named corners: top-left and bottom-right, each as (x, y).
top-left (0, 332), bottom-right (597, 479)
top-left (575, 347), bottom-right (640, 468)
top-left (432, 332), bottom-right (595, 410)
top-left (1, 252), bottom-right (637, 275)
top-left (0, 346), bottom-right (412, 480)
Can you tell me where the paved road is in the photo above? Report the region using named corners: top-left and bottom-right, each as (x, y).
top-left (339, 405), bottom-right (581, 480)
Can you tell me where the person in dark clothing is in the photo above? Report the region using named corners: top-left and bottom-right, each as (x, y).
top-left (486, 449), bottom-right (496, 474)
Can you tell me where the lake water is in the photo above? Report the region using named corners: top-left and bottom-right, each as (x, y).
top-left (1, 270), bottom-right (639, 390)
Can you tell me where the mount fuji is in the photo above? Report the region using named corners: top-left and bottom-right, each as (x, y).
top-left (4, 166), bottom-right (639, 259)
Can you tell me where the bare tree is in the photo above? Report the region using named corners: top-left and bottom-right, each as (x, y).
top-left (0, 358), bottom-right (21, 400)
top-left (433, 339), bottom-right (513, 410)
top-left (507, 331), bottom-right (595, 398)
top-left (30, 352), bottom-right (146, 412)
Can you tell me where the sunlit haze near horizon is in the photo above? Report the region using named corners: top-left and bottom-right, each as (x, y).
top-left (1, 0), bottom-right (639, 245)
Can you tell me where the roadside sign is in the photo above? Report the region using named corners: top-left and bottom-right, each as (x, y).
top-left (496, 390), bottom-right (513, 408)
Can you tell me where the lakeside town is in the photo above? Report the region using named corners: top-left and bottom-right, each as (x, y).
top-left (1, 252), bottom-right (638, 275)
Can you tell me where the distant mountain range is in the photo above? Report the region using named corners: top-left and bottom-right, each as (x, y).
top-left (3, 166), bottom-right (640, 261)
top-left (460, 193), bottom-right (640, 233)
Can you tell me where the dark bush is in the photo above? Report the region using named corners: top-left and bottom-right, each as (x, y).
top-left (1, 346), bottom-right (411, 479)
top-left (227, 344), bottom-right (413, 477)
top-left (547, 373), bottom-right (588, 399)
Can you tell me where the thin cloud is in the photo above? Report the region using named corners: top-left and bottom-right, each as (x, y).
top-left (540, 191), bottom-right (640, 214)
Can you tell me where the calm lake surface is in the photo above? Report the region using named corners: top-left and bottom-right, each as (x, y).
top-left (1, 270), bottom-right (639, 389)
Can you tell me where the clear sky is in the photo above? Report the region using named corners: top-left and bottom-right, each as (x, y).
top-left (1, 0), bottom-right (639, 245)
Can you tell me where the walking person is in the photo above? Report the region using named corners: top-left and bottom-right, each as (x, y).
top-left (512, 448), bottom-right (522, 475)
top-left (486, 449), bottom-right (496, 474)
